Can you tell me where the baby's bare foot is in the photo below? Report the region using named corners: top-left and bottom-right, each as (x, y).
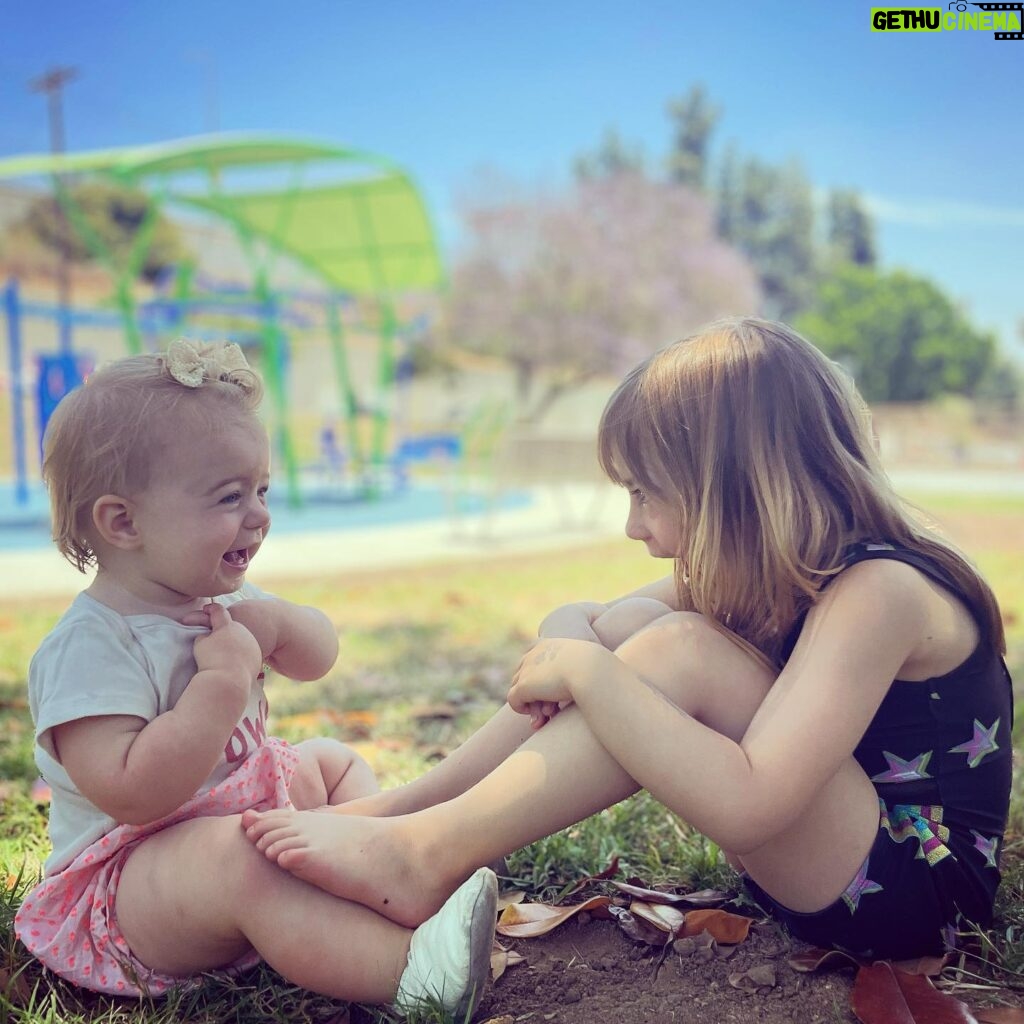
top-left (241, 808), bottom-right (455, 927)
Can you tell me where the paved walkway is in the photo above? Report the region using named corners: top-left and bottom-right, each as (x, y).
top-left (4, 468), bottom-right (1022, 602)
top-left (1, 483), bottom-right (627, 601)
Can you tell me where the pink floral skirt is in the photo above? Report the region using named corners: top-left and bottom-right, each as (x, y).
top-left (15, 738), bottom-right (300, 997)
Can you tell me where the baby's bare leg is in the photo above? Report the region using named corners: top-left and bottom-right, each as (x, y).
top-left (115, 814), bottom-right (407, 1002)
top-left (288, 737), bottom-right (379, 809)
top-left (590, 597), bottom-right (675, 649)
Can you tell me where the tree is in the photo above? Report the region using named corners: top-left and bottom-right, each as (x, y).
top-left (715, 156), bottom-right (817, 321)
top-left (574, 127), bottom-right (646, 181)
top-left (826, 189), bottom-right (876, 267)
top-left (445, 174), bottom-right (761, 420)
top-left (16, 181), bottom-right (188, 281)
top-left (666, 85), bottom-right (720, 191)
top-left (796, 263), bottom-right (997, 402)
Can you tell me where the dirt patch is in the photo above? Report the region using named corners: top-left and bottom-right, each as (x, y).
top-left (474, 913), bottom-right (1024, 1024)
top-left (474, 915), bottom-right (858, 1024)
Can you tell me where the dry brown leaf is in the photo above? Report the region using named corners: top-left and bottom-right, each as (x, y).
top-left (410, 703), bottom-right (460, 721)
top-left (490, 945), bottom-right (526, 982)
top-left (611, 881), bottom-right (730, 906)
top-left (973, 1010), bottom-right (1024, 1024)
top-left (0, 966), bottom-right (32, 1006)
top-left (788, 946), bottom-right (866, 973)
top-left (892, 954), bottom-right (952, 977)
top-left (497, 889), bottom-right (526, 912)
top-left (851, 962), bottom-right (978, 1024)
top-left (608, 904), bottom-right (672, 945)
top-left (566, 855), bottom-right (621, 894)
top-left (495, 895), bottom-right (612, 938)
top-left (630, 900), bottom-right (687, 936)
top-left (680, 908), bottom-right (753, 944)
top-left (479, 1017), bottom-right (516, 1024)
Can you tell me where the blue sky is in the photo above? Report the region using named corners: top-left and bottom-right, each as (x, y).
top-left (2, 1), bottom-right (1021, 359)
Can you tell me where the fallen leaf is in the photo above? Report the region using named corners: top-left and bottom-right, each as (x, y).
top-left (611, 881), bottom-right (730, 906)
top-left (566, 855), bottom-right (621, 894)
top-left (479, 1017), bottom-right (515, 1024)
top-left (630, 900), bottom-right (687, 936)
top-left (490, 945), bottom-right (526, 982)
top-left (892, 954), bottom-right (951, 976)
top-left (973, 1010), bottom-right (1024, 1024)
top-left (851, 962), bottom-right (978, 1024)
top-left (608, 904), bottom-right (671, 945)
top-left (680, 908), bottom-right (753, 944)
top-left (497, 889), bottom-right (526, 912)
top-left (788, 946), bottom-right (866, 973)
top-left (410, 703), bottom-right (460, 721)
top-left (496, 895), bottom-right (612, 938)
top-left (0, 965), bottom-right (31, 1004)
top-left (729, 963), bottom-right (778, 991)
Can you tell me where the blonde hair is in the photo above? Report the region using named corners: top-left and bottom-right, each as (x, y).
top-left (598, 317), bottom-right (1005, 663)
top-left (44, 343), bottom-right (263, 573)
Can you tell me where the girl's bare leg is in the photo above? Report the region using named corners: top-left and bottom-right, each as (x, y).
top-left (245, 613), bottom-right (880, 928)
top-left (115, 815), bottom-right (409, 1002)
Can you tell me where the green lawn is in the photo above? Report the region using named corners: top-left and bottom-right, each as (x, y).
top-left (1, 493), bottom-right (1021, 1022)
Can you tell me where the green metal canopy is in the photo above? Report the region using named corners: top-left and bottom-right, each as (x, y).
top-left (0, 134), bottom-right (445, 295)
top-left (0, 134), bottom-right (446, 504)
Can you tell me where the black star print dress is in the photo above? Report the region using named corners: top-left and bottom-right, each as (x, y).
top-left (743, 541), bottom-right (1015, 958)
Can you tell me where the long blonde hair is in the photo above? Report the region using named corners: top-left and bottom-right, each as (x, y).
top-left (598, 317), bottom-right (1005, 663)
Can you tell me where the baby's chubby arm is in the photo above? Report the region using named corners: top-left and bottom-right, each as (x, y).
top-left (212, 596), bottom-right (339, 681)
top-left (50, 603), bottom-right (262, 825)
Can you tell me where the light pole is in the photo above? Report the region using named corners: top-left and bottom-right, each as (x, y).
top-left (30, 65), bottom-right (79, 355)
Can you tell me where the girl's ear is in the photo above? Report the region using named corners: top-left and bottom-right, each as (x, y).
top-left (91, 495), bottom-right (142, 550)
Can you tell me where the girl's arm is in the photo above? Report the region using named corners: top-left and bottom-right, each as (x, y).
top-left (221, 597), bottom-right (339, 680)
top-left (50, 604), bottom-right (262, 825)
top-left (509, 559), bottom-right (930, 853)
top-left (341, 576), bottom-right (680, 817)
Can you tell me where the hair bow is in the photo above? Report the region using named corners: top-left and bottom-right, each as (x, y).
top-left (165, 338), bottom-right (251, 388)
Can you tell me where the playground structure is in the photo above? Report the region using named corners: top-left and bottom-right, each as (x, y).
top-left (0, 134), bottom-right (479, 510)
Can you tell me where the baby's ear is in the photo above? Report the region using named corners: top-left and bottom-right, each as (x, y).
top-left (91, 495), bottom-right (142, 550)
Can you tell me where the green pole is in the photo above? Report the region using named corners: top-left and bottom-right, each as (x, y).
top-left (326, 297), bottom-right (365, 480)
top-left (253, 265), bottom-right (301, 508)
top-left (370, 296), bottom-right (397, 491)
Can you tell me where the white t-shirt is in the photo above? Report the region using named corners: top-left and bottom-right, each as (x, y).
top-left (29, 584), bottom-right (272, 874)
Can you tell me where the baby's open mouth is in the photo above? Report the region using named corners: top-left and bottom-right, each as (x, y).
top-left (222, 548), bottom-right (251, 569)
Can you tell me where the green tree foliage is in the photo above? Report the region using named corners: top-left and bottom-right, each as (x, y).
top-left (666, 84), bottom-right (720, 190)
top-left (826, 189), bottom-right (876, 267)
top-left (715, 155), bottom-right (816, 320)
top-left (796, 263), bottom-right (997, 402)
top-left (574, 127), bottom-right (646, 181)
top-left (17, 181), bottom-right (188, 282)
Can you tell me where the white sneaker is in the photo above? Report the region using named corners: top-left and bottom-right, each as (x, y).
top-left (394, 866), bottom-right (498, 1019)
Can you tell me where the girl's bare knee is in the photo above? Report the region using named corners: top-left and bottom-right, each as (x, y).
top-left (591, 598), bottom-right (676, 649)
top-left (613, 612), bottom-right (775, 738)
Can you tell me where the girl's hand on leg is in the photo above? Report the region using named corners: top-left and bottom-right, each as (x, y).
top-left (508, 638), bottom-right (616, 716)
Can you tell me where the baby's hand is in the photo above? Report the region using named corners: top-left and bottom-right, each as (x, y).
top-left (222, 598), bottom-right (281, 662)
top-left (192, 603), bottom-right (263, 681)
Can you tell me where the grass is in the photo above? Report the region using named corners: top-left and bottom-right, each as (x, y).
top-left (0, 492), bottom-right (1022, 1022)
